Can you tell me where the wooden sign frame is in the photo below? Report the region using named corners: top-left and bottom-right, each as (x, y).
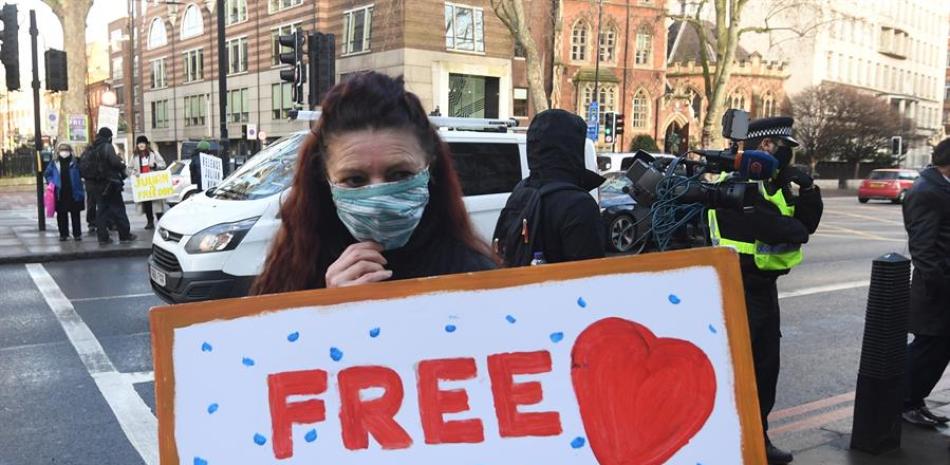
top-left (150, 247), bottom-right (765, 464)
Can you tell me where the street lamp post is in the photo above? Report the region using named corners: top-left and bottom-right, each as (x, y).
top-left (216, 0), bottom-right (229, 175)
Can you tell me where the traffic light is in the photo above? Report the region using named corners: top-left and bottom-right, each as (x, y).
top-left (44, 49), bottom-right (67, 92)
top-left (278, 30), bottom-right (305, 105)
top-left (0, 4), bottom-right (19, 91)
top-left (614, 113), bottom-right (625, 137)
top-left (890, 136), bottom-right (902, 156)
top-left (308, 32), bottom-right (335, 108)
top-left (604, 112), bottom-right (616, 144)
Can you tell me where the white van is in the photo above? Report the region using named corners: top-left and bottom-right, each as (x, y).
top-left (149, 119), bottom-right (598, 303)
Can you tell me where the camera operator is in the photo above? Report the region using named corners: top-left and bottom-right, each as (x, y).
top-left (707, 116), bottom-right (823, 465)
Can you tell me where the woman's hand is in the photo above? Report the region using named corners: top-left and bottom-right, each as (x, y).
top-left (325, 242), bottom-right (392, 288)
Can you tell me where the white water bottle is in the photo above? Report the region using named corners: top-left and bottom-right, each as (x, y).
top-left (530, 252), bottom-right (546, 266)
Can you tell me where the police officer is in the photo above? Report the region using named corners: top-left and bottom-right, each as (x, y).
top-left (707, 117), bottom-right (823, 464)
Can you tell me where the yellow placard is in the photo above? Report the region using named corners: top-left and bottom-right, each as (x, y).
top-left (132, 170), bottom-right (175, 203)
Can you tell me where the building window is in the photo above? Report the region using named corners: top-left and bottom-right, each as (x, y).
top-left (632, 89), bottom-right (649, 129)
top-left (183, 49), bottom-right (204, 82)
top-left (151, 100), bottom-right (169, 129)
top-left (343, 5), bottom-right (373, 55)
top-left (268, 0), bottom-right (303, 13)
top-left (150, 58), bottom-right (167, 89)
top-left (444, 3), bottom-right (485, 53)
top-left (729, 91), bottom-right (746, 111)
top-left (272, 83), bottom-right (294, 119)
top-left (761, 92), bottom-right (775, 118)
top-left (513, 87), bottom-right (528, 117)
top-left (112, 57), bottom-right (123, 80)
top-left (180, 4), bottom-right (203, 39)
top-left (271, 23), bottom-right (302, 66)
top-left (688, 88), bottom-right (701, 119)
top-left (226, 37), bottom-right (248, 74)
top-left (599, 27), bottom-right (616, 63)
top-left (184, 94), bottom-right (207, 127)
top-left (148, 18), bottom-right (167, 49)
top-left (448, 73), bottom-right (499, 118)
top-left (579, 83), bottom-right (617, 127)
top-left (227, 88), bottom-right (249, 123)
top-left (225, 0), bottom-right (247, 25)
top-left (635, 30), bottom-right (652, 65)
top-left (571, 21), bottom-right (588, 62)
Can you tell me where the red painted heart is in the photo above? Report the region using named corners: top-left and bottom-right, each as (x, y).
top-left (571, 317), bottom-right (716, 465)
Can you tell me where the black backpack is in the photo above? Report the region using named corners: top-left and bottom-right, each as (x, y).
top-left (79, 144), bottom-right (105, 182)
top-left (492, 180), bottom-right (583, 267)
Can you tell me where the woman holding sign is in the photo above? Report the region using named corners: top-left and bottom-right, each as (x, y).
top-left (130, 135), bottom-right (167, 230)
top-left (44, 143), bottom-right (85, 241)
top-left (253, 72), bottom-right (496, 293)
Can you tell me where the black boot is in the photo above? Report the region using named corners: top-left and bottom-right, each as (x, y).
top-left (766, 439), bottom-right (793, 464)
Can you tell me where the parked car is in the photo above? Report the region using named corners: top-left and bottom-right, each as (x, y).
top-left (857, 168), bottom-right (919, 204)
top-left (599, 172), bottom-right (644, 253)
top-left (149, 124), bottom-right (599, 304)
top-left (163, 159), bottom-right (194, 207)
top-left (597, 151), bottom-right (675, 174)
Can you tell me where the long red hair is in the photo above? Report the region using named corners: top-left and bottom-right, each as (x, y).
top-left (252, 72), bottom-right (493, 294)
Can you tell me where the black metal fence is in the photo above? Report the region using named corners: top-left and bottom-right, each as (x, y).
top-left (814, 161), bottom-right (895, 180)
top-left (0, 148), bottom-right (37, 178)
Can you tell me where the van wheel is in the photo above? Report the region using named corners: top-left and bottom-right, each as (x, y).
top-left (858, 197), bottom-right (869, 204)
top-left (892, 191), bottom-right (907, 204)
top-left (608, 214), bottom-right (637, 253)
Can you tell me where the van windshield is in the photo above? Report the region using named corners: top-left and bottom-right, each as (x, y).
top-left (207, 133), bottom-right (306, 201)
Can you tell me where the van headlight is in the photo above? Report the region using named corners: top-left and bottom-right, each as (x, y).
top-left (185, 217), bottom-right (260, 254)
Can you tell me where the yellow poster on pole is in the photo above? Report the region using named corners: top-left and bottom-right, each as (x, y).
top-left (132, 170), bottom-right (175, 203)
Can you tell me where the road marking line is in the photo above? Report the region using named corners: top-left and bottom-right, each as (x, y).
top-left (778, 280), bottom-right (870, 299)
top-left (121, 370), bottom-right (155, 384)
top-left (26, 263), bottom-right (158, 465)
top-left (71, 292), bottom-right (156, 303)
top-left (769, 392), bottom-right (855, 422)
top-left (819, 223), bottom-right (905, 242)
top-left (825, 209), bottom-right (906, 226)
top-left (770, 404), bottom-right (854, 435)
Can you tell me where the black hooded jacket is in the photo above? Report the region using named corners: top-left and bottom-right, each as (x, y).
top-left (84, 133), bottom-right (126, 192)
top-left (903, 167), bottom-right (950, 335)
top-left (519, 109), bottom-right (606, 263)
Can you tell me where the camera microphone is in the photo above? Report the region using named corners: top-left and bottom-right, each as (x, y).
top-left (693, 149), bottom-right (778, 181)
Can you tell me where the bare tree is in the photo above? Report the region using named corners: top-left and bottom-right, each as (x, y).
top-left (673, 0), bottom-right (824, 146)
top-left (791, 83), bottom-right (912, 183)
top-left (490, 0), bottom-right (551, 113)
top-left (43, 0), bottom-right (94, 144)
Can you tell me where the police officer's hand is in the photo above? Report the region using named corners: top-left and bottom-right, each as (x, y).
top-left (776, 166), bottom-right (814, 189)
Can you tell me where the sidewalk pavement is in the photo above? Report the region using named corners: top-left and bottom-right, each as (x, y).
top-left (768, 376), bottom-right (950, 464)
top-left (0, 185), bottom-right (153, 264)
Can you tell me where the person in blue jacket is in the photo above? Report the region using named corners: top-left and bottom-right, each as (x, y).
top-left (44, 143), bottom-right (85, 241)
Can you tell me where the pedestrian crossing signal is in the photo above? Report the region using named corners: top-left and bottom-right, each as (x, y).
top-left (278, 30), bottom-right (305, 105)
top-left (604, 112), bottom-right (616, 144)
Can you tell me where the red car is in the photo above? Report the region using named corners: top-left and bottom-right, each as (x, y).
top-left (857, 169), bottom-right (919, 204)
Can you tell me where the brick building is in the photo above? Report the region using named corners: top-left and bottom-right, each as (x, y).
top-left (108, 17), bottom-right (145, 155)
top-left (664, 20), bottom-right (788, 153)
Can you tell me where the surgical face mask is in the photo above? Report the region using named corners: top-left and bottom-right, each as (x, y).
top-left (330, 169), bottom-right (431, 250)
top-left (58, 151), bottom-right (70, 158)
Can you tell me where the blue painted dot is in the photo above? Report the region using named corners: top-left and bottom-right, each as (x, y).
top-left (550, 332), bottom-right (564, 343)
top-left (577, 297), bottom-right (587, 308)
top-left (194, 458), bottom-right (208, 465)
top-left (571, 436), bottom-right (586, 449)
top-left (669, 294), bottom-right (682, 304)
top-left (201, 342), bottom-right (212, 352)
top-left (505, 315), bottom-right (517, 324)
top-left (330, 347), bottom-right (344, 362)
top-left (445, 324), bottom-right (457, 333)
top-left (708, 324), bottom-right (718, 334)
top-left (369, 327), bottom-right (381, 338)
top-left (287, 331), bottom-right (300, 342)
top-left (253, 433), bottom-right (267, 446)
top-left (207, 403), bottom-right (219, 414)
top-left (242, 357), bottom-right (255, 367)
top-left (304, 429), bottom-right (318, 443)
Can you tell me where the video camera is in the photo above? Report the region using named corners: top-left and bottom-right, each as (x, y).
top-left (622, 109), bottom-right (779, 251)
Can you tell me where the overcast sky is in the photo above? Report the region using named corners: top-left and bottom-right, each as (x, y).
top-left (6, 0), bottom-right (129, 50)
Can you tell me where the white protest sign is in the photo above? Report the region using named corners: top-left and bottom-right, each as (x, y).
top-left (199, 153), bottom-right (223, 189)
top-left (152, 249), bottom-right (764, 465)
top-left (98, 105), bottom-right (120, 138)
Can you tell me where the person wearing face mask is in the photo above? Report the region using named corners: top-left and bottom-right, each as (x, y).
top-left (251, 71), bottom-right (496, 294)
top-left (130, 135), bottom-right (167, 229)
top-left (707, 116), bottom-right (823, 465)
top-left (43, 144), bottom-right (85, 241)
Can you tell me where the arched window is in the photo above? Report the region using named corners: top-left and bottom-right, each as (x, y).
top-left (729, 90), bottom-right (746, 111)
top-left (635, 29), bottom-right (652, 65)
top-left (180, 4), bottom-right (203, 39)
top-left (761, 92), bottom-right (775, 118)
top-left (571, 21), bottom-right (589, 62)
top-left (148, 18), bottom-right (168, 49)
top-left (688, 88), bottom-right (702, 119)
top-left (632, 89), bottom-right (650, 129)
top-left (578, 83), bottom-right (617, 125)
top-left (599, 26), bottom-right (617, 64)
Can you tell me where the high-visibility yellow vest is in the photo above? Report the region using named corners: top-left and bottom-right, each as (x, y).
top-left (707, 176), bottom-right (803, 271)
